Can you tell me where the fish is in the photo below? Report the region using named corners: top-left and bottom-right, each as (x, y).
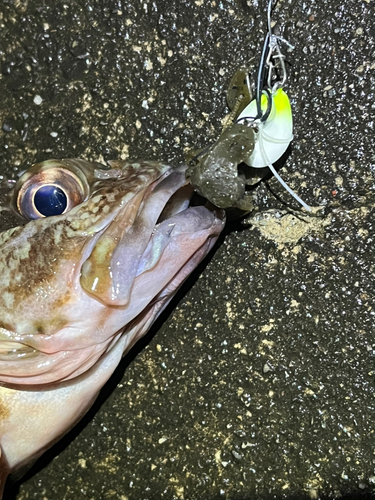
top-left (0, 158), bottom-right (225, 496)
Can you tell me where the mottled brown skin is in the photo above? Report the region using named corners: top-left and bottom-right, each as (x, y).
top-left (0, 161), bottom-right (170, 333)
top-left (0, 159), bottom-right (225, 496)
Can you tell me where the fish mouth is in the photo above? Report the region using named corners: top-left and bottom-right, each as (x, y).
top-left (0, 164), bottom-right (225, 387)
top-left (81, 164), bottom-right (226, 308)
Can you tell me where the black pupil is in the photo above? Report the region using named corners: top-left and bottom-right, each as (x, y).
top-left (34, 185), bottom-right (67, 216)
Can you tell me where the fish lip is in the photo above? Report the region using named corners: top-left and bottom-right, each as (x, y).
top-left (136, 202), bottom-right (225, 276)
top-left (112, 167), bottom-right (226, 300)
top-left (82, 164), bottom-right (225, 306)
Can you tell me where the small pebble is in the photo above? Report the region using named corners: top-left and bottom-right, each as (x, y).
top-left (231, 450), bottom-right (243, 460)
top-left (263, 362), bottom-right (272, 373)
top-left (2, 121), bottom-right (13, 132)
top-left (33, 95), bottom-right (43, 105)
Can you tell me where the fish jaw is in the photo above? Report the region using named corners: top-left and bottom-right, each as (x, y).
top-left (0, 330), bottom-right (130, 472)
top-left (0, 160), bottom-right (225, 479)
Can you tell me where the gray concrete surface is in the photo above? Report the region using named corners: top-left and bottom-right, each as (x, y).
top-left (1, 0), bottom-right (375, 498)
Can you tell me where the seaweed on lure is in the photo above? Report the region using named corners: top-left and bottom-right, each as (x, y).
top-left (187, 0), bottom-right (311, 212)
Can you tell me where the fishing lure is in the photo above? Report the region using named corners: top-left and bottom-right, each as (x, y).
top-left (187, 0), bottom-right (311, 212)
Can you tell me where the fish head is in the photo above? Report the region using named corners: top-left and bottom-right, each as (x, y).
top-left (0, 159), bottom-right (225, 387)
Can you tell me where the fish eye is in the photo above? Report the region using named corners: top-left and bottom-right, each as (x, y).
top-left (14, 164), bottom-right (88, 220)
top-left (33, 184), bottom-right (68, 217)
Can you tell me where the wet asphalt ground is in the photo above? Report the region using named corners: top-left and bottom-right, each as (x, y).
top-left (1, 0), bottom-right (375, 499)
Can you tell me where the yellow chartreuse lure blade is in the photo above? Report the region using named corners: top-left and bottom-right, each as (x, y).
top-left (237, 88), bottom-right (293, 168)
top-left (237, 88), bottom-right (311, 211)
